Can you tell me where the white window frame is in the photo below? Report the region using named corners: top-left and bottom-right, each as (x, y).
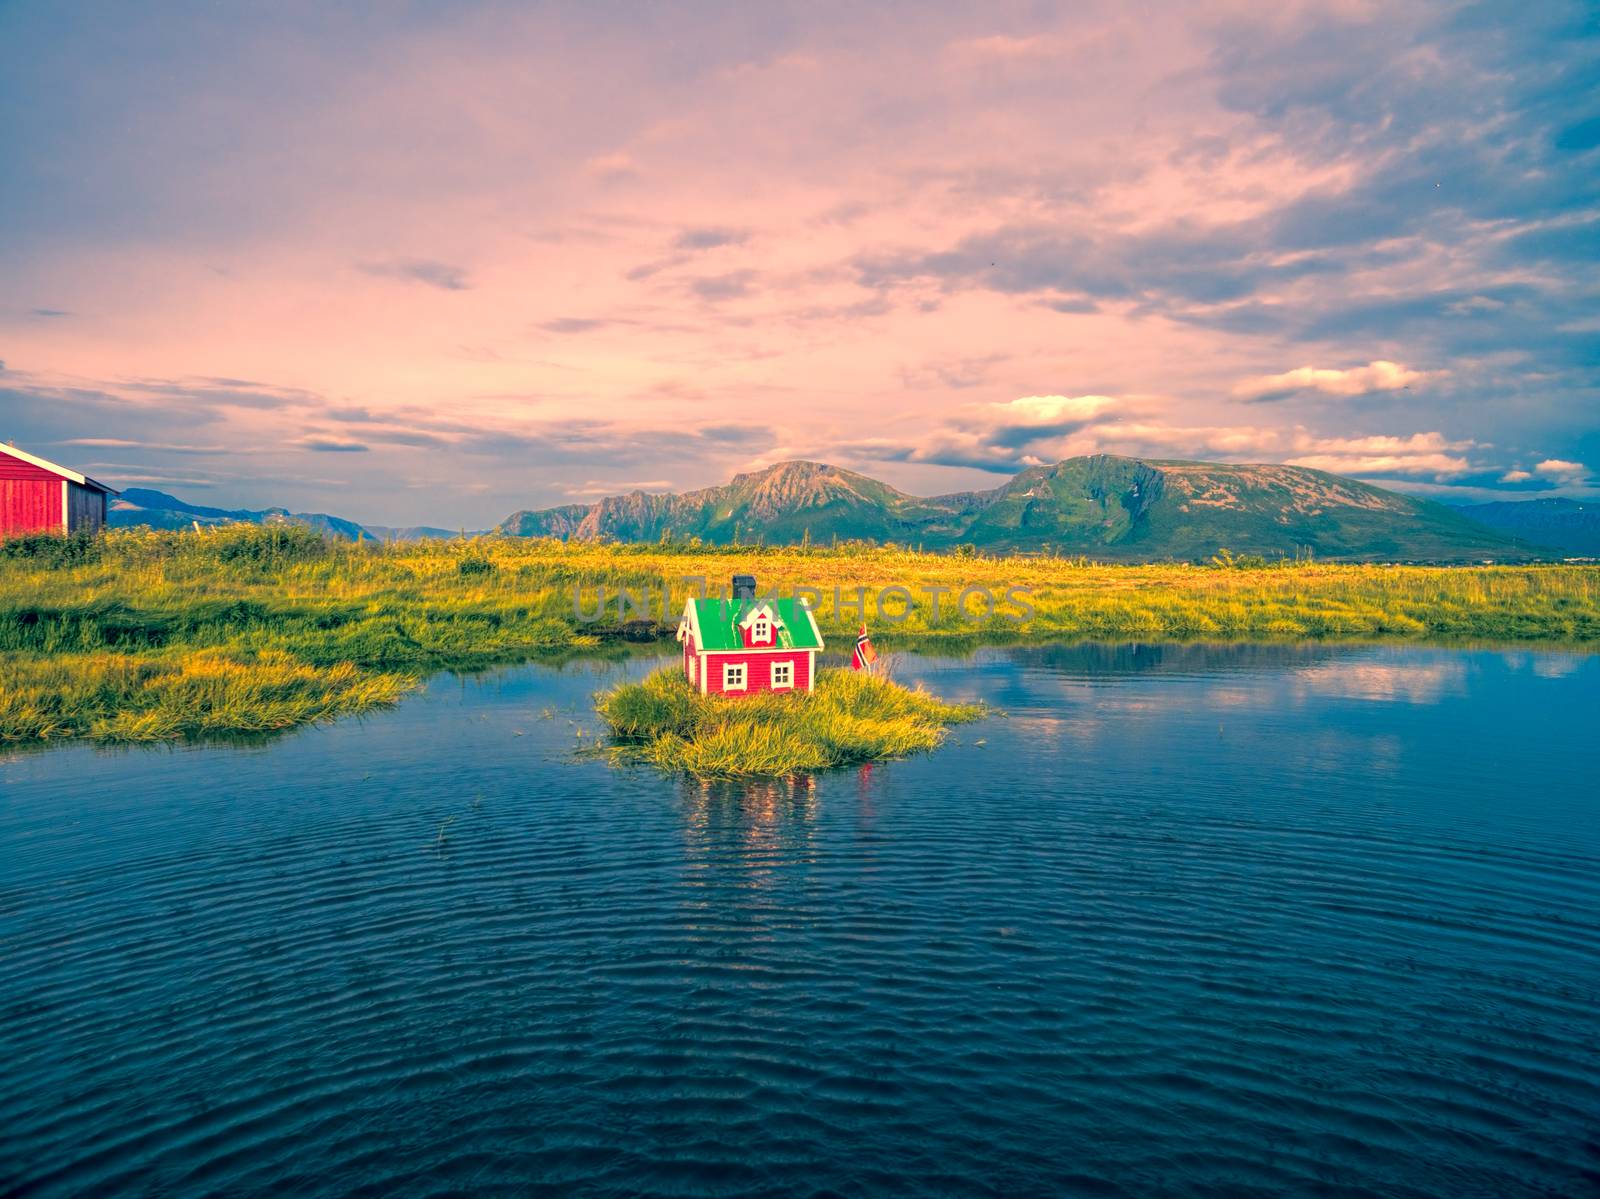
top-left (751, 617), bottom-right (770, 643)
top-left (771, 660), bottom-right (794, 690)
top-left (722, 661), bottom-right (747, 692)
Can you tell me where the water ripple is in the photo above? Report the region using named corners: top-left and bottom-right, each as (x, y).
top-left (2, 644), bottom-right (1597, 1197)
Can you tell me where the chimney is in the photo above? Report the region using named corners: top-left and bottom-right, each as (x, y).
top-left (731, 574), bottom-right (757, 601)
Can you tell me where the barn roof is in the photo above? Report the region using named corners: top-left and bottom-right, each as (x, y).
top-left (0, 443), bottom-right (117, 493)
top-left (682, 596), bottom-right (824, 651)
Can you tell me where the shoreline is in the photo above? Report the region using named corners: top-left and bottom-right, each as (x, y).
top-left (6, 635), bottom-right (1596, 752)
top-left (4, 529), bottom-right (1597, 745)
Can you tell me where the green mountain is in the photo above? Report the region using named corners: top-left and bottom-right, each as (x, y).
top-left (498, 461), bottom-right (970, 545)
top-left (1455, 498), bottom-right (1600, 557)
top-left (496, 502), bottom-right (592, 539)
top-left (495, 456), bottom-right (1545, 562)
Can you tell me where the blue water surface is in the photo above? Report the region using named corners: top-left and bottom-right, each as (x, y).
top-left (2, 643), bottom-right (1597, 1197)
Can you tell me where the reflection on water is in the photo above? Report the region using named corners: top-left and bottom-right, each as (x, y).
top-left (1293, 656), bottom-right (1468, 703)
top-left (2, 643), bottom-right (1597, 1197)
top-left (678, 774), bottom-right (821, 900)
top-left (681, 772), bottom-right (821, 836)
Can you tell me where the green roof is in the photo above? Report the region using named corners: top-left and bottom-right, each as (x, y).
top-left (685, 596), bottom-right (823, 651)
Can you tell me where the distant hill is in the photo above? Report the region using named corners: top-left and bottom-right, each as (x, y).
top-left (1455, 497), bottom-right (1600, 557)
top-left (495, 456), bottom-right (1545, 562)
top-left (497, 503), bottom-right (593, 540)
top-left (109, 489), bottom-right (473, 541)
top-left (362, 524), bottom-right (476, 542)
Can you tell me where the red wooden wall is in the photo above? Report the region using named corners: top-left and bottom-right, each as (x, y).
top-left (0, 454), bottom-right (61, 482)
top-left (740, 618), bottom-right (777, 648)
top-left (0, 453), bottom-right (113, 536)
top-left (703, 650), bottom-right (811, 696)
top-left (0, 479), bottom-right (64, 537)
top-left (685, 639), bottom-right (814, 695)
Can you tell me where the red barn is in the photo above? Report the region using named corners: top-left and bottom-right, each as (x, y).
top-left (0, 443), bottom-right (117, 539)
top-left (677, 575), bottom-right (825, 696)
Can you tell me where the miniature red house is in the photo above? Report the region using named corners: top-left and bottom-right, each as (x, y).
top-left (677, 575), bottom-right (825, 695)
top-left (1, 443), bottom-right (117, 539)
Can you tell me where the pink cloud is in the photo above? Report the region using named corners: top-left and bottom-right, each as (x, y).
top-left (1284, 433), bottom-right (1477, 477)
top-left (1234, 360), bottom-right (1444, 403)
top-left (0, 2), bottom-right (1590, 523)
top-left (1534, 459), bottom-right (1588, 482)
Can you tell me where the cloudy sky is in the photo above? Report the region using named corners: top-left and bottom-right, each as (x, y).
top-left (1, 0), bottom-right (1596, 526)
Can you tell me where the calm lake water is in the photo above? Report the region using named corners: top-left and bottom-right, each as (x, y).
top-left (2, 643), bottom-right (1598, 1197)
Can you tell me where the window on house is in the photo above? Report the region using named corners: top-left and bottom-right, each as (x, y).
top-left (723, 662), bottom-right (747, 690)
top-left (772, 661), bottom-right (793, 689)
top-left (752, 617), bottom-right (770, 642)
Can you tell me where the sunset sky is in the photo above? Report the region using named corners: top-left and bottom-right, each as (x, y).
top-left (2, 1), bottom-right (1596, 527)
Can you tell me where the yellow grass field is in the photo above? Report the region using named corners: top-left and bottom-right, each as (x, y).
top-left (3, 526), bottom-right (1596, 743)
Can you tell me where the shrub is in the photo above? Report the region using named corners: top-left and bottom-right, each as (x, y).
top-left (0, 532), bottom-right (103, 566)
top-left (204, 523), bottom-right (329, 565)
top-left (1210, 548), bottom-right (1272, 569)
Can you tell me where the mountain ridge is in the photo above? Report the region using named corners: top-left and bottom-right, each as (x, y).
top-left (109, 489), bottom-right (474, 542)
top-left (496, 456), bottom-right (1547, 563)
top-left (1452, 497), bottom-right (1600, 557)
top-left (102, 461), bottom-right (1564, 563)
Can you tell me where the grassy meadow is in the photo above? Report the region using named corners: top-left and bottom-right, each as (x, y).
top-left (598, 666), bottom-right (985, 776)
top-left (2, 525), bottom-right (1597, 744)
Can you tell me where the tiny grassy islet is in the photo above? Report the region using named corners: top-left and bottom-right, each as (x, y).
top-left (597, 667), bottom-right (986, 776)
top-left (0, 649), bottom-right (410, 743)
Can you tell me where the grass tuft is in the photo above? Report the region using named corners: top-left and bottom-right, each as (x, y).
top-left (0, 649), bottom-right (410, 744)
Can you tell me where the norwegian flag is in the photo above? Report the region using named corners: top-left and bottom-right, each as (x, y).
top-left (851, 623), bottom-right (878, 672)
